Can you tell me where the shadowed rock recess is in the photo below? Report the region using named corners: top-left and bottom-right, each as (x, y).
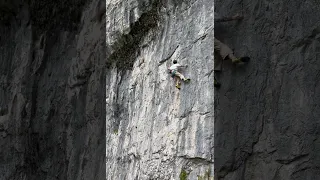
top-left (214, 0), bottom-right (320, 180)
top-left (106, 0), bottom-right (214, 179)
top-left (0, 0), bottom-right (106, 179)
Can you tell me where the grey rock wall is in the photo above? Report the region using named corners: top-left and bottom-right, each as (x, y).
top-left (106, 0), bottom-right (215, 179)
top-left (0, 0), bottom-right (106, 179)
top-left (214, 0), bottom-right (320, 179)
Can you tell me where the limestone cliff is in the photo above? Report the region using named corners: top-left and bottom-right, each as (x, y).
top-left (0, 0), bottom-right (106, 179)
top-left (215, 0), bottom-right (320, 179)
top-left (106, 0), bottom-right (215, 179)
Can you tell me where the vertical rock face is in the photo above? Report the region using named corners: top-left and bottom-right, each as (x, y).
top-left (0, 0), bottom-right (106, 179)
top-left (215, 0), bottom-right (320, 179)
top-left (106, 0), bottom-right (214, 179)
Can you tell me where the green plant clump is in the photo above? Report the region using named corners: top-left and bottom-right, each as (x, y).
top-left (113, 129), bottom-right (118, 135)
top-left (180, 169), bottom-right (188, 180)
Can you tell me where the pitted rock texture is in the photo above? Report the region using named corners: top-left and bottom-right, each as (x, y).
top-left (214, 0), bottom-right (320, 179)
top-left (0, 0), bottom-right (106, 179)
top-left (106, 0), bottom-right (214, 179)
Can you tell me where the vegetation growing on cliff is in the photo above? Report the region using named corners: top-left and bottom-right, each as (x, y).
top-left (106, 0), bottom-right (161, 70)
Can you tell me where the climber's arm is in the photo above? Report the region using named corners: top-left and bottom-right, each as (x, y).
top-left (177, 64), bottom-right (188, 68)
top-left (215, 14), bottom-right (244, 22)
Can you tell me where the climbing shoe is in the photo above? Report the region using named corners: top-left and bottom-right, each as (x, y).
top-left (184, 78), bottom-right (190, 83)
top-left (232, 56), bottom-right (250, 64)
top-left (176, 83), bottom-right (181, 89)
top-left (232, 58), bottom-right (241, 64)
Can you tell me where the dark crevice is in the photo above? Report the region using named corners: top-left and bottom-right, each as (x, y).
top-left (158, 45), bottom-right (179, 65)
top-left (112, 71), bottom-right (125, 133)
top-left (276, 154), bottom-right (309, 165)
top-left (178, 155), bottom-right (213, 165)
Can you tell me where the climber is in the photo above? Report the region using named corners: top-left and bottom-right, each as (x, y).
top-left (168, 60), bottom-right (190, 90)
top-left (214, 13), bottom-right (250, 88)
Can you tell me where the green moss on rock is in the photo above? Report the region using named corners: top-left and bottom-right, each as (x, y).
top-left (179, 169), bottom-right (188, 180)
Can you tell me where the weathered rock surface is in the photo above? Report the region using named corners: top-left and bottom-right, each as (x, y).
top-left (214, 0), bottom-right (320, 179)
top-left (106, 0), bottom-right (214, 179)
top-left (0, 0), bottom-right (106, 179)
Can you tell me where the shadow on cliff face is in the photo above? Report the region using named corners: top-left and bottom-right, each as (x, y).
top-left (0, 0), bottom-right (87, 31)
top-left (0, 0), bottom-right (106, 179)
top-left (214, 0), bottom-right (320, 179)
top-left (30, 0), bottom-right (87, 34)
top-left (106, 0), bottom-right (161, 71)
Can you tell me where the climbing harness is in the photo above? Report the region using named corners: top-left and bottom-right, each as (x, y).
top-left (169, 69), bottom-right (177, 78)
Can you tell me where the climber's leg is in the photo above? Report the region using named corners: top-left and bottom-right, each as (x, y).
top-left (214, 38), bottom-right (235, 61)
top-left (171, 71), bottom-right (181, 89)
top-left (175, 77), bottom-right (181, 89)
top-left (214, 38), bottom-right (250, 64)
top-left (175, 71), bottom-right (187, 81)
